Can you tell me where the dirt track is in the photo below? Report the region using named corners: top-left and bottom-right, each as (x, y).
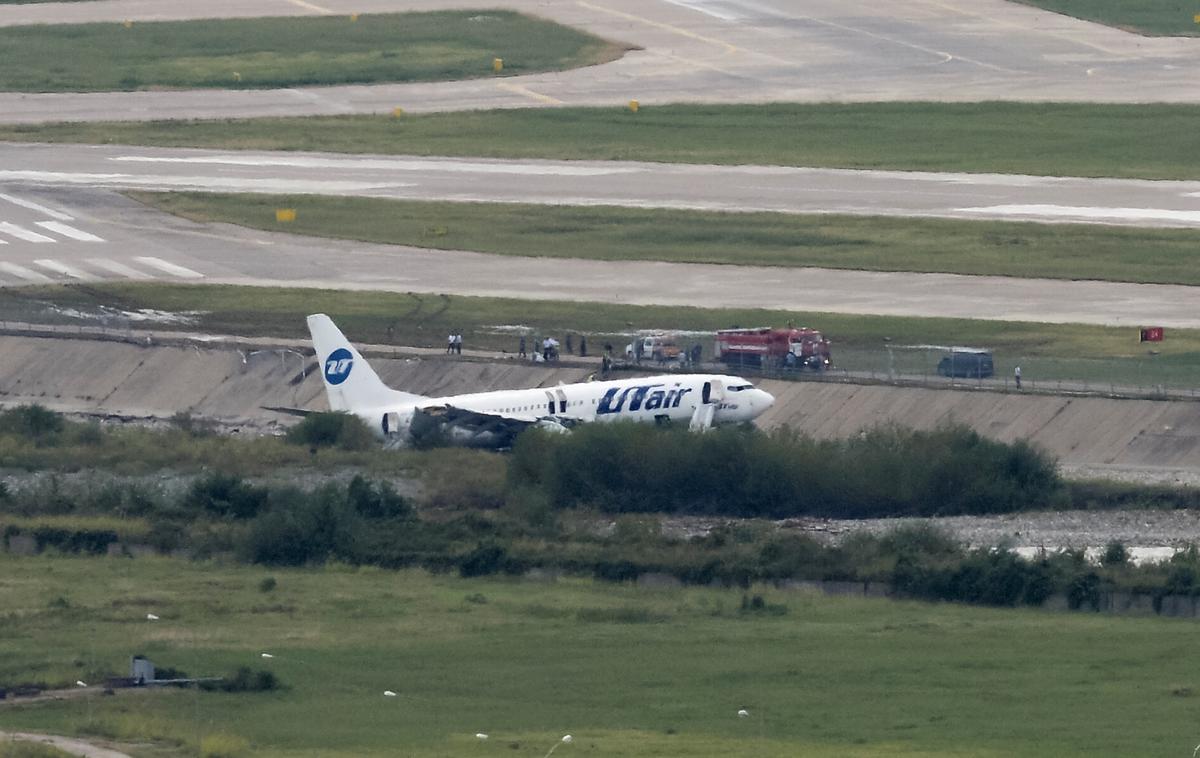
top-left (2, 334), bottom-right (1198, 481)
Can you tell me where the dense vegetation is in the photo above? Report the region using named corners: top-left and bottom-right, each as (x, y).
top-left (508, 423), bottom-right (1063, 518)
top-left (3, 406), bottom-right (1200, 609)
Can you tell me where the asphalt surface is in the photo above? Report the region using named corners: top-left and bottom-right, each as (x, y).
top-left (1, 185), bottom-right (1197, 327)
top-left (0, 0), bottom-right (1197, 325)
top-left (5, 142), bottom-right (1200, 228)
top-left (2, 0), bottom-right (1200, 124)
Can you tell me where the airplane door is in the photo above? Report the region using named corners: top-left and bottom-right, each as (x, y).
top-left (555, 388), bottom-right (568, 413)
top-left (543, 390), bottom-right (556, 415)
top-left (702, 382), bottom-right (711, 404)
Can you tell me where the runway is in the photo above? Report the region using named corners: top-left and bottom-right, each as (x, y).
top-left (0, 0), bottom-right (1197, 328)
top-left (1, 0), bottom-right (1200, 124)
top-left (1, 186), bottom-right (1197, 328)
top-left (4, 143), bottom-right (1200, 228)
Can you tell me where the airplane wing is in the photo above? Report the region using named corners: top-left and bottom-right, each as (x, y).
top-left (261, 405), bottom-right (313, 417)
top-left (413, 405), bottom-right (577, 446)
top-left (417, 404), bottom-right (541, 435)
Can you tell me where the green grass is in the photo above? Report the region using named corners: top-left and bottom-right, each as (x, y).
top-left (1015, 0), bottom-right (1200, 35)
top-left (1, 553), bottom-right (1199, 757)
top-left (5, 283), bottom-right (1200, 390)
top-left (6, 103), bottom-right (1200, 179)
top-left (131, 191), bottom-right (1200, 286)
top-left (0, 743), bottom-right (75, 758)
top-left (0, 11), bottom-right (625, 92)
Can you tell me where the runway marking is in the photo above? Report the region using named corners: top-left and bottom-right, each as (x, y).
top-left (0, 222), bottom-right (55, 243)
top-left (87, 258), bottom-right (152, 279)
top-left (912, 0), bottom-right (1136, 58)
top-left (660, 0), bottom-right (743, 22)
top-left (286, 0), bottom-right (333, 15)
top-left (495, 81), bottom-right (564, 105)
top-left (576, 0), bottom-right (739, 55)
top-left (0, 262), bottom-right (52, 282)
top-left (0, 193), bottom-right (72, 221)
top-left (134, 257), bottom-right (204, 279)
top-left (33, 259), bottom-right (94, 280)
top-left (797, 14), bottom-right (1015, 73)
top-left (959, 204), bottom-right (1200, 224)
top-left (111, 155), bottom-right (635, 177)
top-left (35, 221), bottom-right (104, 242)
top-left (0, 170), bottom-right (407, 194)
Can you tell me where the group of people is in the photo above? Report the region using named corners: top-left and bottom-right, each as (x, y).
top-left (518, 334), bottom-right (588, 362)
top-left (445, 333), bottom-right (463, 354)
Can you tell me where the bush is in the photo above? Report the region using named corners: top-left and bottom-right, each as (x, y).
top-left (0, 404), bottom-right (65, 445)
top-left (242, 485), bottom-right (360, 566)
top-left (346, 475), bottom-right (411, 520)
top-left (458, 543), bottom-right (508, 578)
top-left (185, 474), bottom-right (269, 520)
top-left (285, 412), bottom-right (374, 451)
top-left (201, 667), bottom-right (279, 693)
top-left (508, 422), bottom-right (1062, 519)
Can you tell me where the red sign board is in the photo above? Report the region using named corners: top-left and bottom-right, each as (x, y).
top-left (1140, 327), bottom-right (1164, 342)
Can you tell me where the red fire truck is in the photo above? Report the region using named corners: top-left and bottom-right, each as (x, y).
top-left (714, 327), bottom-right (831, 370)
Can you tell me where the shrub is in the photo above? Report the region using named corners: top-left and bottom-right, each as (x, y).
top-left (258, 576), bottom-right (277, 593)
top-left (459, 543), bottom-right (508, 578)
top-left (242, 485), bottom-right (360, 566)
top-left (508, 422), bottom-right (1062, 520)
top-left (285, 412), bottom-right (374, 451)
top-left (201, 667), bottom-right (280, 693)
top-left (185, 474), bottom-right (268, 520)
top-left (346, 475), bottom-right (411, 520)
top-left (0, 404), bottom-right (65, 445)
top-left (1101, 541), bottom-right (1129, 567)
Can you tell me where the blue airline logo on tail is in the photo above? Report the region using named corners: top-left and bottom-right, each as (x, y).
top-left (324, 348), bottom-right (354, 385)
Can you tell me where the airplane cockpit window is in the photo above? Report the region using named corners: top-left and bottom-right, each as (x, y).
top-left (727, 384), bottom-right (755, 392)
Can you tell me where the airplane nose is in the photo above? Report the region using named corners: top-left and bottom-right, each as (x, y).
top-left (756, 389), bottom-right (775, 410)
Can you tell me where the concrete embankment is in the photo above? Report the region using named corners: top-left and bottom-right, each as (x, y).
top-left (2, 334), bottom-right (1198, 477)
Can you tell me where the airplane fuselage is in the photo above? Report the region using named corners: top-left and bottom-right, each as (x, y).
top-left (359, 373), bottom-right (772, 442)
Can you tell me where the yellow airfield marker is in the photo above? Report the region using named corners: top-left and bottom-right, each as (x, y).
top-left (628, 99), bottom-right (639, 113)
top-left (493, 58), bottom-right (504, 73)
top-left (275, 209), bottom-right (297, 223)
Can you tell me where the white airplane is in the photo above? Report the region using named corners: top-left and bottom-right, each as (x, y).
top-left (308, 314), bottom-right (776, 448)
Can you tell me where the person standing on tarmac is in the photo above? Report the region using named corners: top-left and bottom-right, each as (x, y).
top-left (1014, 365), bottom-right (1022, 389)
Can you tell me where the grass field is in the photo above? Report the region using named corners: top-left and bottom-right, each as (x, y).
top-left (132, 191), bottom-right (1200, 286)
top-left (1016, 0), bottom-right (1200, 35)
top-left (5, 283), bottom-right (1200, 389)
top-left (1, 553), bottom-right (1199, 757)
top-left (5, 103), bottom-right (1200, 179)
top-left (0, 11), bottom-right (624, 92)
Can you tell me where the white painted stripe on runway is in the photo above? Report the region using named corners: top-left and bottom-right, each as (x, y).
top-left (34, 259), bottom-right (93, 280)
top-left (0, 193), bottom-right (73, 220)
top-left (958, 204), bottom-right (1200, 224)
top-left (660, 0), bottom-right (744, 21)
top-left (287, 0), bottom-right (334, 14)
top-left (35, 221), bottom-right (104, 242)
top-left (0, 262), bottom-right (52, 282)
top-left (0, 222), bottom-right (55, 242)
top-left (86, 258), bottom-right (152, 279)
top-left (111, 155), bottom-right (638, 177)
top-left (0, 170), bottom-right (409, 194)
top-left (134, 257), bottom-right (204, 279)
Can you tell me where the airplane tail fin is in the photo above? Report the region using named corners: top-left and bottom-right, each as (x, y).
top-left (307, 314), bottom-right (428, 413)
